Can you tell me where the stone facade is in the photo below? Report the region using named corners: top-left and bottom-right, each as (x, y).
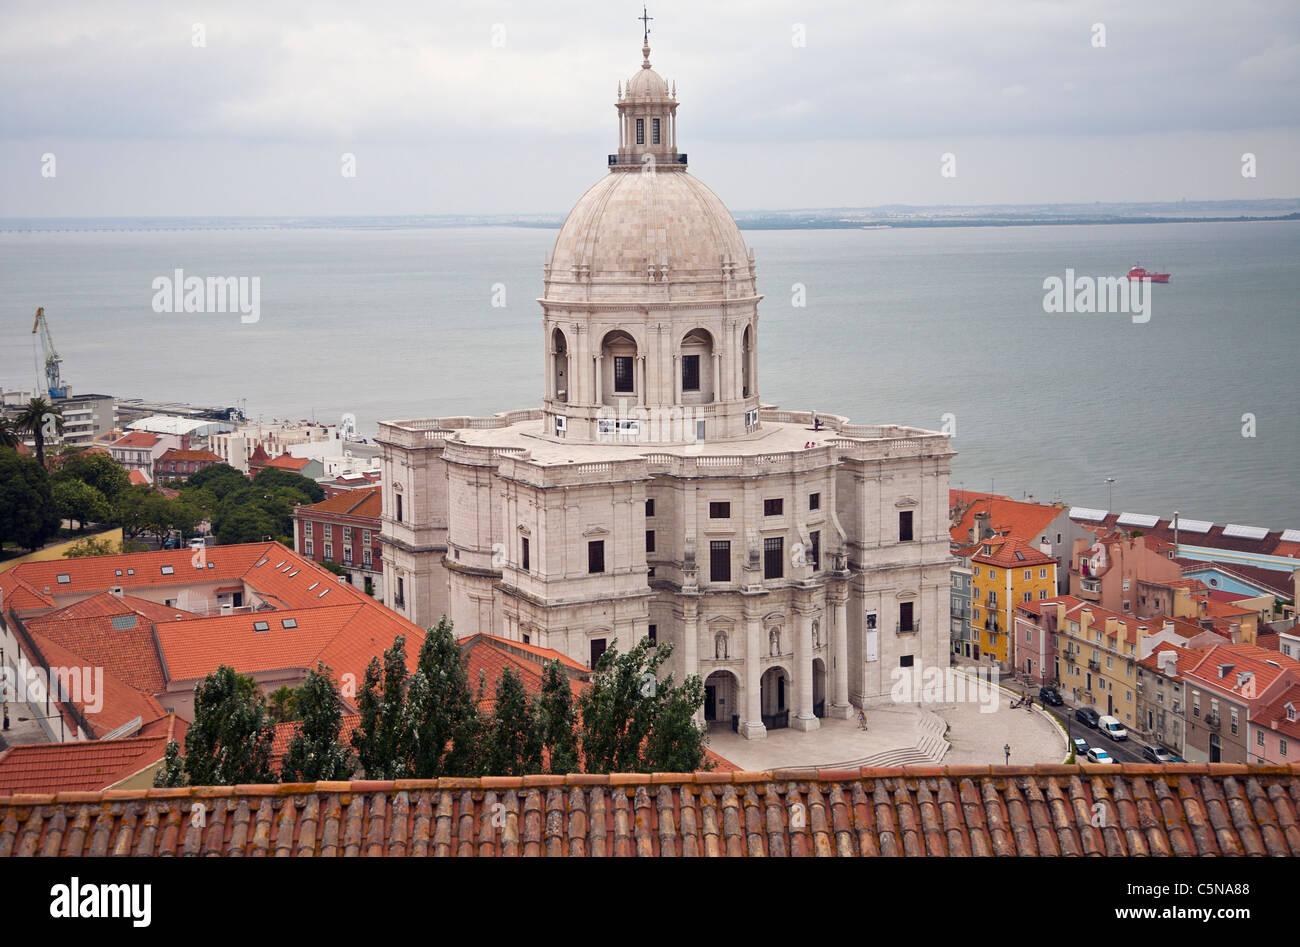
top-left (378, 40), bottom-right (955, 739)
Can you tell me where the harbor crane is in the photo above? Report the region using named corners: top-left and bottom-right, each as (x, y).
top-left (31, 306), bottom-right (68, 399)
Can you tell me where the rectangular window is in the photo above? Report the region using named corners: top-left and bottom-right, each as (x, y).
top-left (899, 510), bottom-right (914, 542)
top-left (682, 354), bottom-right (700, 391)
top-left (1039, 589), bottom-right (1047, 600)
top-left (1022, 591), bottom-right (1032, 603)
top-left (305, 522), bottom-right (313, 537)
top-left (710, 540), bottom-right (731, 582)
top-left (652, 117), bottom-right (660, 143)
top-left (899, 602), bottom-right (915, 632)
top-left (521, 537), bottom-right (530, 571)
top-left (396, 494), bottom-right (403, 523)
top-left (305, 540), bottom-right (313, 556)
top-left (645, 530), bottom-right (655, 553)
top-left (1256, 730), bottom-right (1265, 747)
top-left (764, 537), bottom-right (784, 579)
top-left (590, 637), bottom-right (607, 669)
top-left (764, 498), bottom-right (783, 516)
top-left (324, 544), bottom-right (333, 560)
top-left (809, 492), bottom-right (820, 510)
top-left (344, 526), bottom-right (353, 541)
top-left (809, 530), bottom-right (820, 571)
top-left (614, 356), bottom-right (634, 393)
top-left (709, 501), bottom-right (730, 519)
top-left (1024, 570), bottom-right (1031, 581)
top-left (648, 623), bottom-right (657, 645)
top-left (636, 119), bottom-right (644, 144)
top-left (645, 498), bottom-right (655, 517)
top-left (363, 548), bottom-right (372, 566)
top-left (396, 577), bottom-right (405, 605)
top-left (363, 530), bottom-right (371, 544)
top-left (588, 540), bottom-right (605, 574)
top-left (1039, 568), bottom-right (1047, 578)
top-left (1230, 709), bottom-right (1239, 735)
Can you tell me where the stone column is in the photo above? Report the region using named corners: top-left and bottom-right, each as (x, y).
top-left (593, 354), bottom-right (602, 404)
top-left (830, 590), bottom-right (852, 718)
top-left (683, 597), bottom-right (701, 726)
top-left (673, 354), bottom-right (681, 402)
top-left (741, 610), bottom-right (766, 739)
top-left (713, 352), bottom-right (722, 404)
top-left (792, 605), bottom-right (819, 731)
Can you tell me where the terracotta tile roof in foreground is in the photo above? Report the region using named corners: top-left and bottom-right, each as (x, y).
top-left (4, 764), bottom-right (1299, 856)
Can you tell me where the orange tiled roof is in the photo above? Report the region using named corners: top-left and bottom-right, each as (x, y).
top-left (0, 735), bottom-right (173, 796)
top-left (112, 430), bottom-right (161, 449)
top-left (969, 535), bottom-right (1055, 569)
top-left (950, 496), bottom-right (1062, 548)
top-left (157, 448), bottom-right (222, 463)
top-left (6, 765), bottom-right (1300, 856)
top-left (1257, 684), bottom-right (1300, 741)
top-left (298, 486), bottom-right (382, 519)
top-left (1182, 643), bottom-right (1300, 697)
top-left (271, 713), bottom-right (363, 770)
top-left (0, 571), bottom-right (57, 610)
top-left (265, 453), bottom-right (311, 471)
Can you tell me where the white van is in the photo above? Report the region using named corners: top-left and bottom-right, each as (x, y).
top-left (1098, 715), bottom-right (1128, 741)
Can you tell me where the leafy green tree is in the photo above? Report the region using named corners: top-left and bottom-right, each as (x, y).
top-left (50, 478), bottom-right (108, 531)
top-left (484, 666), bottom-right (544, 776)
top-left (0, 418), bottom-right (24, 450)
top-left (185, 463), bottom-right (248, 499)
top-left (404, 617), bottom-right (482, 778)
top-left (110, 485), bottom-right (155, 539)
top-left (253, 466), bottom-right (325, 503)
top-left (180, 665), bottom-right (276, 786)
top-left (0, 449), bottom-right (60, 552)
top-left (351, 635), bottom-right (414, 778)
top-left (53, 450), bottom-right (130, 501)
top-left (153, 739), bottom-right (187, 787)
top-left (214, 502), bottom-right (280, 545)
top-left (14, 398), bottom-right (62, 468)
top-left (267, 685), bottom-right (299, 724)
top-left (281, 664), bottom-right (356, 782)
top-left (63, 535), bottom-right (119, 558)
top-left (538, 659), bottom-right (579, 774)
top-left (578, 638), bottom-right (709, 774)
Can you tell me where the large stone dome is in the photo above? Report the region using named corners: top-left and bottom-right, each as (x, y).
top-left (544, 170), bottom-right (754, 304)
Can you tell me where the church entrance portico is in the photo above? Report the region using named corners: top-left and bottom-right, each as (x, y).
top-left (760, 665), bottom-right (790, 731)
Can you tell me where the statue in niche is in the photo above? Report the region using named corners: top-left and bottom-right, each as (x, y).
top-left (812, 621), bottom-right (821, 649)
top-left (769, 627), bottom-right (781, 656)
top-left (715, 632), bottom-right (728, 660)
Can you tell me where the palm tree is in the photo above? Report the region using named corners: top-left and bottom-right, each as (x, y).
top-left (15, 397), bottom-right (63, 468)
top-left (0, 416), bottom-right (21, 451)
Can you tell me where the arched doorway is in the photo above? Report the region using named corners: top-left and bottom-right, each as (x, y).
top-left (760, 665), bottom-right (790, 731)
top-left (552, 327), bottom-right (569, 402)
top-left (703, 670), bottom-right (741, 732)
top-left (812, 658), bottom-right (827, 717)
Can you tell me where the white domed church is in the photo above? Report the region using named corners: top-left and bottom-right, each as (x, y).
top-left (378, 37), bottom-right (954, 739)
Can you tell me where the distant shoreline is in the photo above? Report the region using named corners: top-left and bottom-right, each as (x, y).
top-left (2, 210), bottom-right (1298, 234)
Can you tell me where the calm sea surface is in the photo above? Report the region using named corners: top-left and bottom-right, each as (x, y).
top-left (1, 220), bottom-right (1296, 525)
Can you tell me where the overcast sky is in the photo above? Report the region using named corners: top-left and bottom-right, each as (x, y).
top-left (2, 0), bottom-right (1298, 216)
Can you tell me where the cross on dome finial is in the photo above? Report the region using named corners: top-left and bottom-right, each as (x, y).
top-left (639, 5), bottom-right (653, 66)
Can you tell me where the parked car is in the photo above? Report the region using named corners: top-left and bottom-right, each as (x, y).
top-left (189, 537), bottom-right (206, 550)
top-left (1038, 686), bottom-right (1063, 706)
top-left (1086, 747), bottom-right (1117, 764)
top-left (1142, 744), bottom-right (1179, 763)
top-left (1072, 737), bottom-right (1089, 758)
top-left (1074, 707), bottom-right (1100, 729)
top-left (162, 537), bottom-right (180, 550)
top-left (1098, 715), bottom-right (1128, 740)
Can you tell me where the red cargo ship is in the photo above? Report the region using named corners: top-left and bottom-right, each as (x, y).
top-left (1127, 264), bottom-right (1170, 283)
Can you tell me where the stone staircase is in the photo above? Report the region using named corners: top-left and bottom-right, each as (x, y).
top-left (821, 706), bottom-right (951, 769)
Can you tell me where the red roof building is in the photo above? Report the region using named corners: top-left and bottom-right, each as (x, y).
top-left (292, 486), bottom-right (383, 594)
top-left (154, 447), bottom-right (223, 483)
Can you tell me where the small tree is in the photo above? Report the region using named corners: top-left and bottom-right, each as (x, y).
top-left (484, 666), bottom-right (544, 776)
top-left (350, 635), bottom-right (413, 778)
top-left (538, 659), bottom-right (579, 774)
top-left (404, 617), bottom-right (482, 778)
top-left (578, 639), bottom-right (709, 774)
top-left (282, 664), bottom-right (356, 782)
top-left (267, 685), bottom-right (299, 724)
top-left (63, 535), bottom-right (118, 558)
top-left (50, 478), bottom-right (108, 531)
top-left (181, 666), bottom-right (276, 786)
top-left (0, 448), bottom-right (59, 552)
top-left (153, 739), bottom-right (186, 787)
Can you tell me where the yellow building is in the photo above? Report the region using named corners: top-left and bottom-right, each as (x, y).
top-left (967, 534), bottom-right (1057, 667)
top-left (1054, 599), bottom-right (1147, 727)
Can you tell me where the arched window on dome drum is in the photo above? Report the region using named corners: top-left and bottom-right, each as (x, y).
top-left (551, 328), bottom-right (569, 403)
top-left (680, 329), bottom-right (715, 404)
top-left (742, 325), bottom-right (753, 398)
top-left (600, 330), bottom-right (637, 405)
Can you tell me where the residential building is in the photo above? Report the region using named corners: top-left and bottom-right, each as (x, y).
top-left (965, 535), bottom-right (1056, 670)
top-left (1068, 531), bottom-right (1181, 614)
top-left (950, 554), bottom-right (973, 658)
top-left (1136, 643), bottom-right (1197, 755)
top-left (378, 37), bottom-right (956, 740)
top-left (209, 419), bottom-right (337, 474)
top-left (154, 448), bottom-right (223, 483)
top-left (249, 450), bottom-right (324, 481)
top-left (950, 491), bottom-right (1085, 595)
top-left (1180, 642), bottom-right (1300, 764)
top-left (109, 429), bottom-right (183, 480)
top-left (292, 486), bottom-right (384, 595)
top-left (1051, 596), bottom-right (1147, 728)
